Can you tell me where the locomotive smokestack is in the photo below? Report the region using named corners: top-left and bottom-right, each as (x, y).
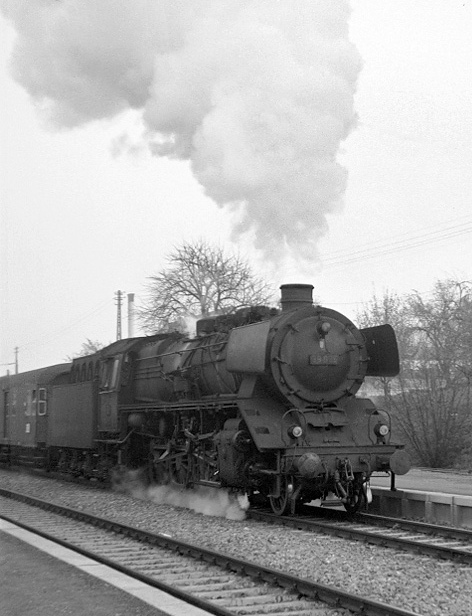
top-left (127, 293), bottom-right (135, 338)
top-left (280, 284), bottom-right (314, 312)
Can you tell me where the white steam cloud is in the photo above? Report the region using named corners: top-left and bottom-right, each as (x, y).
top-left (114, 469), bottom-right (249, 521)
top-left (2, 0), bottom-right (361, 260)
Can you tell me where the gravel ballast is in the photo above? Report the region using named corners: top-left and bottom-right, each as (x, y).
top-left (1, 469), bottom-right (470, 616)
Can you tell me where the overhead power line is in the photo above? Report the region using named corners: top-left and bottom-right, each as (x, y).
top-left (323, 215), bottom-right (472, 270)
top-left (18, 299), bottom-right (114, 352)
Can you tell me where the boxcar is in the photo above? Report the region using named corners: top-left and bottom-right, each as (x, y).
top-left (0, 364), bottom-right (70, 466)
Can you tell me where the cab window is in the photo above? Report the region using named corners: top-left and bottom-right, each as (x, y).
top-left (38, 388), bottom-right (47, 416)
top-left (100, 357), bottom-right (121, 390)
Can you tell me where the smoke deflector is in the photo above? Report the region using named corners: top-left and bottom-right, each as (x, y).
top-left (361, 324), bottom-right (400, 377)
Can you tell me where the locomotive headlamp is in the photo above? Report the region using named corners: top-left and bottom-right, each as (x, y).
top-left (316, 321), bottom-right (331, 338)
top-left (288, 425), bottom-right (303, 439)
top-left (374, 423), bottom-right (390, 437)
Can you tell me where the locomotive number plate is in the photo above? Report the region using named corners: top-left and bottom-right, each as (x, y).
top-left (309, 354), bottom-right (339, 366)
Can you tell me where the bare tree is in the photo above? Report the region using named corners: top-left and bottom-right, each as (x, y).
top-left (357, 289), bottom-right (414, 398)
top-left (138, 240), bottom-right (274, 334)
top-left (358, 279), bottom-right (472, 468)
top-left (66, 338), bottom-right (106, 361)
top-left (396, 280), bottom-right (472, 467)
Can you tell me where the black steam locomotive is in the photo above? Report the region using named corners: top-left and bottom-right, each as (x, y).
top-left (0, 284), bottom-right (410, 514)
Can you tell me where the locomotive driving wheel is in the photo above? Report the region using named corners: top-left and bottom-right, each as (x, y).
top-left (269, 475), bottom-right (292, 515)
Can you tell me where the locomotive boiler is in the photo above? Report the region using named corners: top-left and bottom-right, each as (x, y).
top-left (118, 283), bottom-right (410, 514)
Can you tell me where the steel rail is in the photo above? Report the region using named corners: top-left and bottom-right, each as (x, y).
top-left (358, 511), bottom-right (472, 541)
top-left (0, 488), bottom-right (418, 616)
top-left (247, 507), bottom-right (472, 564)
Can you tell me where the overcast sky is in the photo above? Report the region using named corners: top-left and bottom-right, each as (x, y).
top-left (1, 0), bottom-right (471, 374)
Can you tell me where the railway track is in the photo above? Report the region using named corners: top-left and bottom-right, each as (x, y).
top-left (0, 487), bottom-right (418, 616)
top-left (248, 505), bottom-right (472, 565)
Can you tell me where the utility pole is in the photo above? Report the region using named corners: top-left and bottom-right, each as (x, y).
top-left (1, 347), bottom-right (18, 375)
top-left (115, 290), bottom-right (123, 340)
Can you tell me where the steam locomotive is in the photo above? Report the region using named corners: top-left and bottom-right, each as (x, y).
top-left (0, 284), bottom-right (410, 514)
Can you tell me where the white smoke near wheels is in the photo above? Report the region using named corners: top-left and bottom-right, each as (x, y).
top-left (113, 468), bottom-right (250, 521)
top-left (1, 0), bottom-right (361, 261)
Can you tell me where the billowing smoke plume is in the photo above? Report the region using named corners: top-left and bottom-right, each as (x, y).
top-left (2, 0), bottom-right (361, 260)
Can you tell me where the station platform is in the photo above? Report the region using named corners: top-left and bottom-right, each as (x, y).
top-left (370, 468), bottom-right (472, 527)
top-left (370, 467), bottom-right (472, 497)
top-left (0, 519), bottom-right (213, 616)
